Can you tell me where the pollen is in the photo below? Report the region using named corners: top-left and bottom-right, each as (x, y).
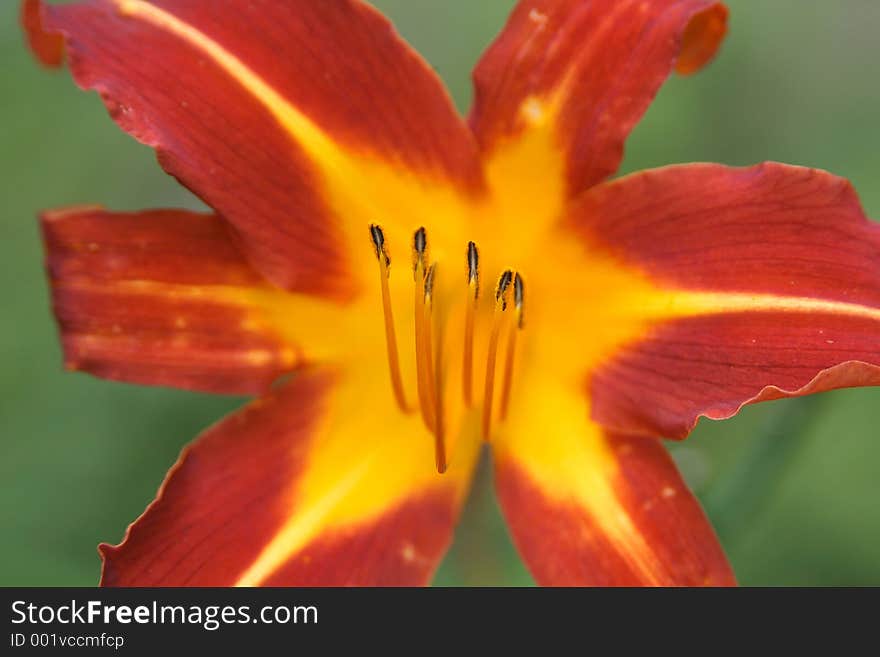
top-left (520, 96), bottom-right (546, 127)
top-left (528, 8), bottom-right (549, 26)
top-left (115, 0), bottom-right (140, 17)
top-left (400, 542), bottom-right (417, 563)
top-left (244, 349), bottom-right (273, 365)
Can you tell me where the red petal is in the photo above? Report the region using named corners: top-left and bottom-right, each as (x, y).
top-left (101, 367), bottom-right (480, 586)
top-left (494, 375), bottom-right (733, 586)
top-left (42, 207), bottom-right (313, 394)
top-left (572, 163), bottom-right (880, 306)
top-left (470, 0), bottom-right (727, 195)
top-left (29, 0), bottom-right (484, 295)
top-left (22, 0), bottom-right (64, 67)
top-left (593, 312), bottom-right (880, 439)
top-left (567, 162), bottom-right (880, 437)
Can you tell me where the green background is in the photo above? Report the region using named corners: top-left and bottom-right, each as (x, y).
top-left (2, 0), bottom-right (879, 586)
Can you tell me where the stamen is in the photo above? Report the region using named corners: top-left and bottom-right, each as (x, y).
top-left (462, 241), bottom-right (479, 406)
top-left (369, 225), bottom-right (409, 413)
top-left (482, 270), bottom-right (514, 441)
top-left (500, 273), bottom-right (524, 419)
top-left (424, 263), bottom-right (446, 473)
top-left (422, 263), bottom-right (439, 423)
top-left (413, 229), bottom-right (435, 432)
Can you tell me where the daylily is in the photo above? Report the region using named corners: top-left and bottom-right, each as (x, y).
top-left (24, 0), bottom-right (880, 587)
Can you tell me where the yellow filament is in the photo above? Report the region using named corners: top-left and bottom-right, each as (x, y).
top-left (422, 284), bottom-right (438, 432)
top-left (499, 319), bottom-right (518, 420)
top-left (413, 264), bottom-right (435, 433)
top-left (481, 296), bottom-right (510, 442)
top-left (377, 257), bottom-right (409, 413)
top-left (432, 304), bottom-right (447, 474)
top-left (462, 290), bottom-right (476, 406)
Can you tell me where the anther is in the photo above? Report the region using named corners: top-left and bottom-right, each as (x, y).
top-left (463, 242), bottom-right (479, 406)
top-left (467, 241), bottom-right (479, 294)
top-left (514, 272), bottom-right (524, 327)
top-left (482, 270), bottom-right (514, 441)
top-left (496, 270), bottom-right (513, 309)
top-left (369, 225), bottom-right (409, 412)
top-left (500, 273), bottom-right (524, 419)
top-left (424, 262), bottom-right (437, 304)
top-left (370, 224), bottom-right (389, 266)
top-left (413, 226), bottom-right (428, 278)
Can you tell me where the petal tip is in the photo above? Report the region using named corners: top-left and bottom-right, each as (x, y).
top-left (22, 0), bottom-right (65, 68)
top-left (98, 542), bottom-right (121, 587)
top-left (675, 3), bottom-right (729, 76)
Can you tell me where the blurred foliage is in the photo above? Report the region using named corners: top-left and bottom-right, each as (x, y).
top-left (1, 0), bottom-right (879, 586)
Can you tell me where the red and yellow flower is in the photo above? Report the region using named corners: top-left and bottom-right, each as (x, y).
top-left (24, 0), bottom-right (880, 586)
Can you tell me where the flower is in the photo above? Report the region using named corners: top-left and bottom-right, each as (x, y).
top-left (23, 0), bottom-right (880, 587)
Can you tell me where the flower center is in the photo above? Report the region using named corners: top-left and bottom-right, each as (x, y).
top-left (369, 224), bottom-right (525, 473)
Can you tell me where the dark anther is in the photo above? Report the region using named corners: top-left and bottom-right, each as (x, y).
top-left (496, 270), bottom-right (514, 310)
top-left (514, 272), bottom-right (525, 328)
top-left (369, 224), bottom-right (390, 267)
top-left (413, 227), bottom-right (428, 277)
top-left (467, 241), bottom-right (479, 298)
top-left (424, 263), bottom-right (437, 303)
